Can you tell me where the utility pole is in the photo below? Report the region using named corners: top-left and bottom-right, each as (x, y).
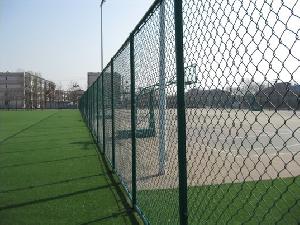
top-left (100, 0), bottom-right (105, 71)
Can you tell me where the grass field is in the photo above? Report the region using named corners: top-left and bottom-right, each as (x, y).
top-left (137, 176), bottom-right (300, 225)
top-left (0, 110), bottom-right (139, 225)
top-left (7, 110), bottom-right (298, 225)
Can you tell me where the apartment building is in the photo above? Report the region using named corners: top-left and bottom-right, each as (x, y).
top-left (87, 72), bottom-right (100, 88)
top-left (0, 72), bottom-right (55, 109)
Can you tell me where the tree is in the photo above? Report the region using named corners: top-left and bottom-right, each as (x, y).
top-left (67, 81), bottom-right (81, 106)
top-left (226, 78), bottom-right (267, 96)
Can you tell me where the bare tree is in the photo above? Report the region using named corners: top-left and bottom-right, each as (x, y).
top-left (67, 81), bottom-right (81, 106)
top-left (226, 78), bottom-right (267, 96)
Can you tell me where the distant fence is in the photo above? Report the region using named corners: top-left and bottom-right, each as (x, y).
top-left (79, 0), bottom-right (300, 224)
top-left (0, 100), bottom-right (78, 110)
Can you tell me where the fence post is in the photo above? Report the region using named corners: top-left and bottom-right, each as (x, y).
top-left (90, 87), bottom-right (92, 130)
top-left (102, 72), bottom-right (106, 154)
top-left (174, 0), bottom-right (188, 224)
top-left (158, 0), bottom-right (166, 175)
top-left (91, 85), bottom-right (95, 132)
top-left (87, 91), bottom-right (88, 127)
top-left (94, 84), bottom-right (96, 136)
top-left (87, 89), bottom-right (90, 129)
top-left (86, 91), bottom-right (88, 125)
top-left (93, 85), bottom-right (95, 134)
top-left (130, 33), bottom-right (137, 207)
top-left (111, 59), bottom-right (116, 170)
top-left (96, 78), bottom-right (99, 144)
top-left (90, 88), bottom-right (92, 130)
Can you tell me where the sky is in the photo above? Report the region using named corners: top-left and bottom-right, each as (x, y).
top-left (0, 0), bottom-right (153, 90)
top-left (1, 0), bottom-right (299, 92)
top-left (182, 0), bottom-right (300, 90)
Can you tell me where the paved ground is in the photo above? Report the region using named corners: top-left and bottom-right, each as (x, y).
top-left (0, 110), bottom-right (140, 225)
top-left (105, 108), bottom-right (300, 189)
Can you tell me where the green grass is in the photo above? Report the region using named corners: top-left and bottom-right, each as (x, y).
top-left (2, 110), bottom-right (299, 225)
top-left (0, 110), bottom-right (139, 225)
top-left (138, 177), bottom-right (300, 225)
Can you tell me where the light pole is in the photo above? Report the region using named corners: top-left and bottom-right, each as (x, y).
top-left (98, 0), bottom-right (105, 147)
top-left (100, 0), bottom-right (105, 71)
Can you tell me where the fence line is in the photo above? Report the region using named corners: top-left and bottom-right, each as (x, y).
top-left (79, 0), bottom-right (300, 224)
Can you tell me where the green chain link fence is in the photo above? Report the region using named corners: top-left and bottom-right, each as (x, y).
top-left (79, 0), bottom-right (300, 224)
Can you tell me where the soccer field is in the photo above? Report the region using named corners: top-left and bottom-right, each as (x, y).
top-left (0, 110), bottom-right (139, 225)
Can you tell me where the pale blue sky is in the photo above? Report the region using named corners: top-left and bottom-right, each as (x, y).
top-left (0, 0), bottom-right (153, 89)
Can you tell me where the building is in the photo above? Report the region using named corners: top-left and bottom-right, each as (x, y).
top-left (51, 88), bottom-right (84, 109)
top-left (87, 72), bottom-right (100, 88)
top-left (0, 72), bottom-right (25, 108)
top-left (0, 72), bottom-right (55, 109)
top-left (44, 80), bottom-right (56, 108)
top-left (52, 89), bottom-right (68, 108)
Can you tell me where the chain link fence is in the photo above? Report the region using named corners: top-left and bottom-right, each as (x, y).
top-left (79, 0), bottom-right (300, 224)
top-left (113, 43), bottom-right (133, 194)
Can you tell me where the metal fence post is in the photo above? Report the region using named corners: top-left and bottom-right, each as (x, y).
top-left (111, 59), bottom-right (116, 170)
top-left (102, 73), bottom-right (106, 154)
top-left (90, 88), bottom-right (92, 130)
top-left (87, 91), bottom-right (88, 127)
top-left (96, 78), bottom-right (99, 144)
top-left (159, 0), bottom-right (166, 175)
top-left (93, 85), bottom-right (95, 134)
top-left (130, 33), bottom-right (137, 207)
top-left (86, 93), bottom-right (88, 120)
top-left (91, 85), bottom-right (94, 132)
top-left (87, 90), bottom-right (90, 129)
top-left (174, 0), bottom-right (188, 224)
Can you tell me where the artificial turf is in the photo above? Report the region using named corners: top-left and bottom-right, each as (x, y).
top-left (0, 110), bottom-right (139, 225)
top-left (1, 110), bottom-right (299, 225)
top-left (138, 176), bottom-right (300, 225)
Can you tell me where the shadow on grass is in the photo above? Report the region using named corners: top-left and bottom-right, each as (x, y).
top-left (79, 210), bottom-right (131, 225)
top-left (0, 184), bottom-right (112, 211)
top-left (0, 173), bottom-right (104, 194)
top-left (79, 124), bottom-right (140, 224)
top-left (0, 154), bottom-right (96, 169)
top-left (0, 137), bottom-right (94, 150)
top-left (0, 145), bottom-right (85, 155)
top-left (70, 141), bottom-right (94, 150)
top-left (0, 138), bottom-right (94, 155)
top-left (95, 150), bottom-right (140, 225)
top-left (0, 112), bottom-right (58, 145)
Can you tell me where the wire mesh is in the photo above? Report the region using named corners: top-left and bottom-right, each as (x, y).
top-left (93, 83), bottom-right (97, 137)
top-left (113, 43), bottom-right (133, 194)
top-left (78, 0), bottom-right (300, 224)
top-left (183, 0), bottom-right (300, 224)
top-left (134, 1), bottom-right (180, 224)
top-left (97, 78), bottom-right (104, 150)
top-left (103, 65), bottom-right (113, 164)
